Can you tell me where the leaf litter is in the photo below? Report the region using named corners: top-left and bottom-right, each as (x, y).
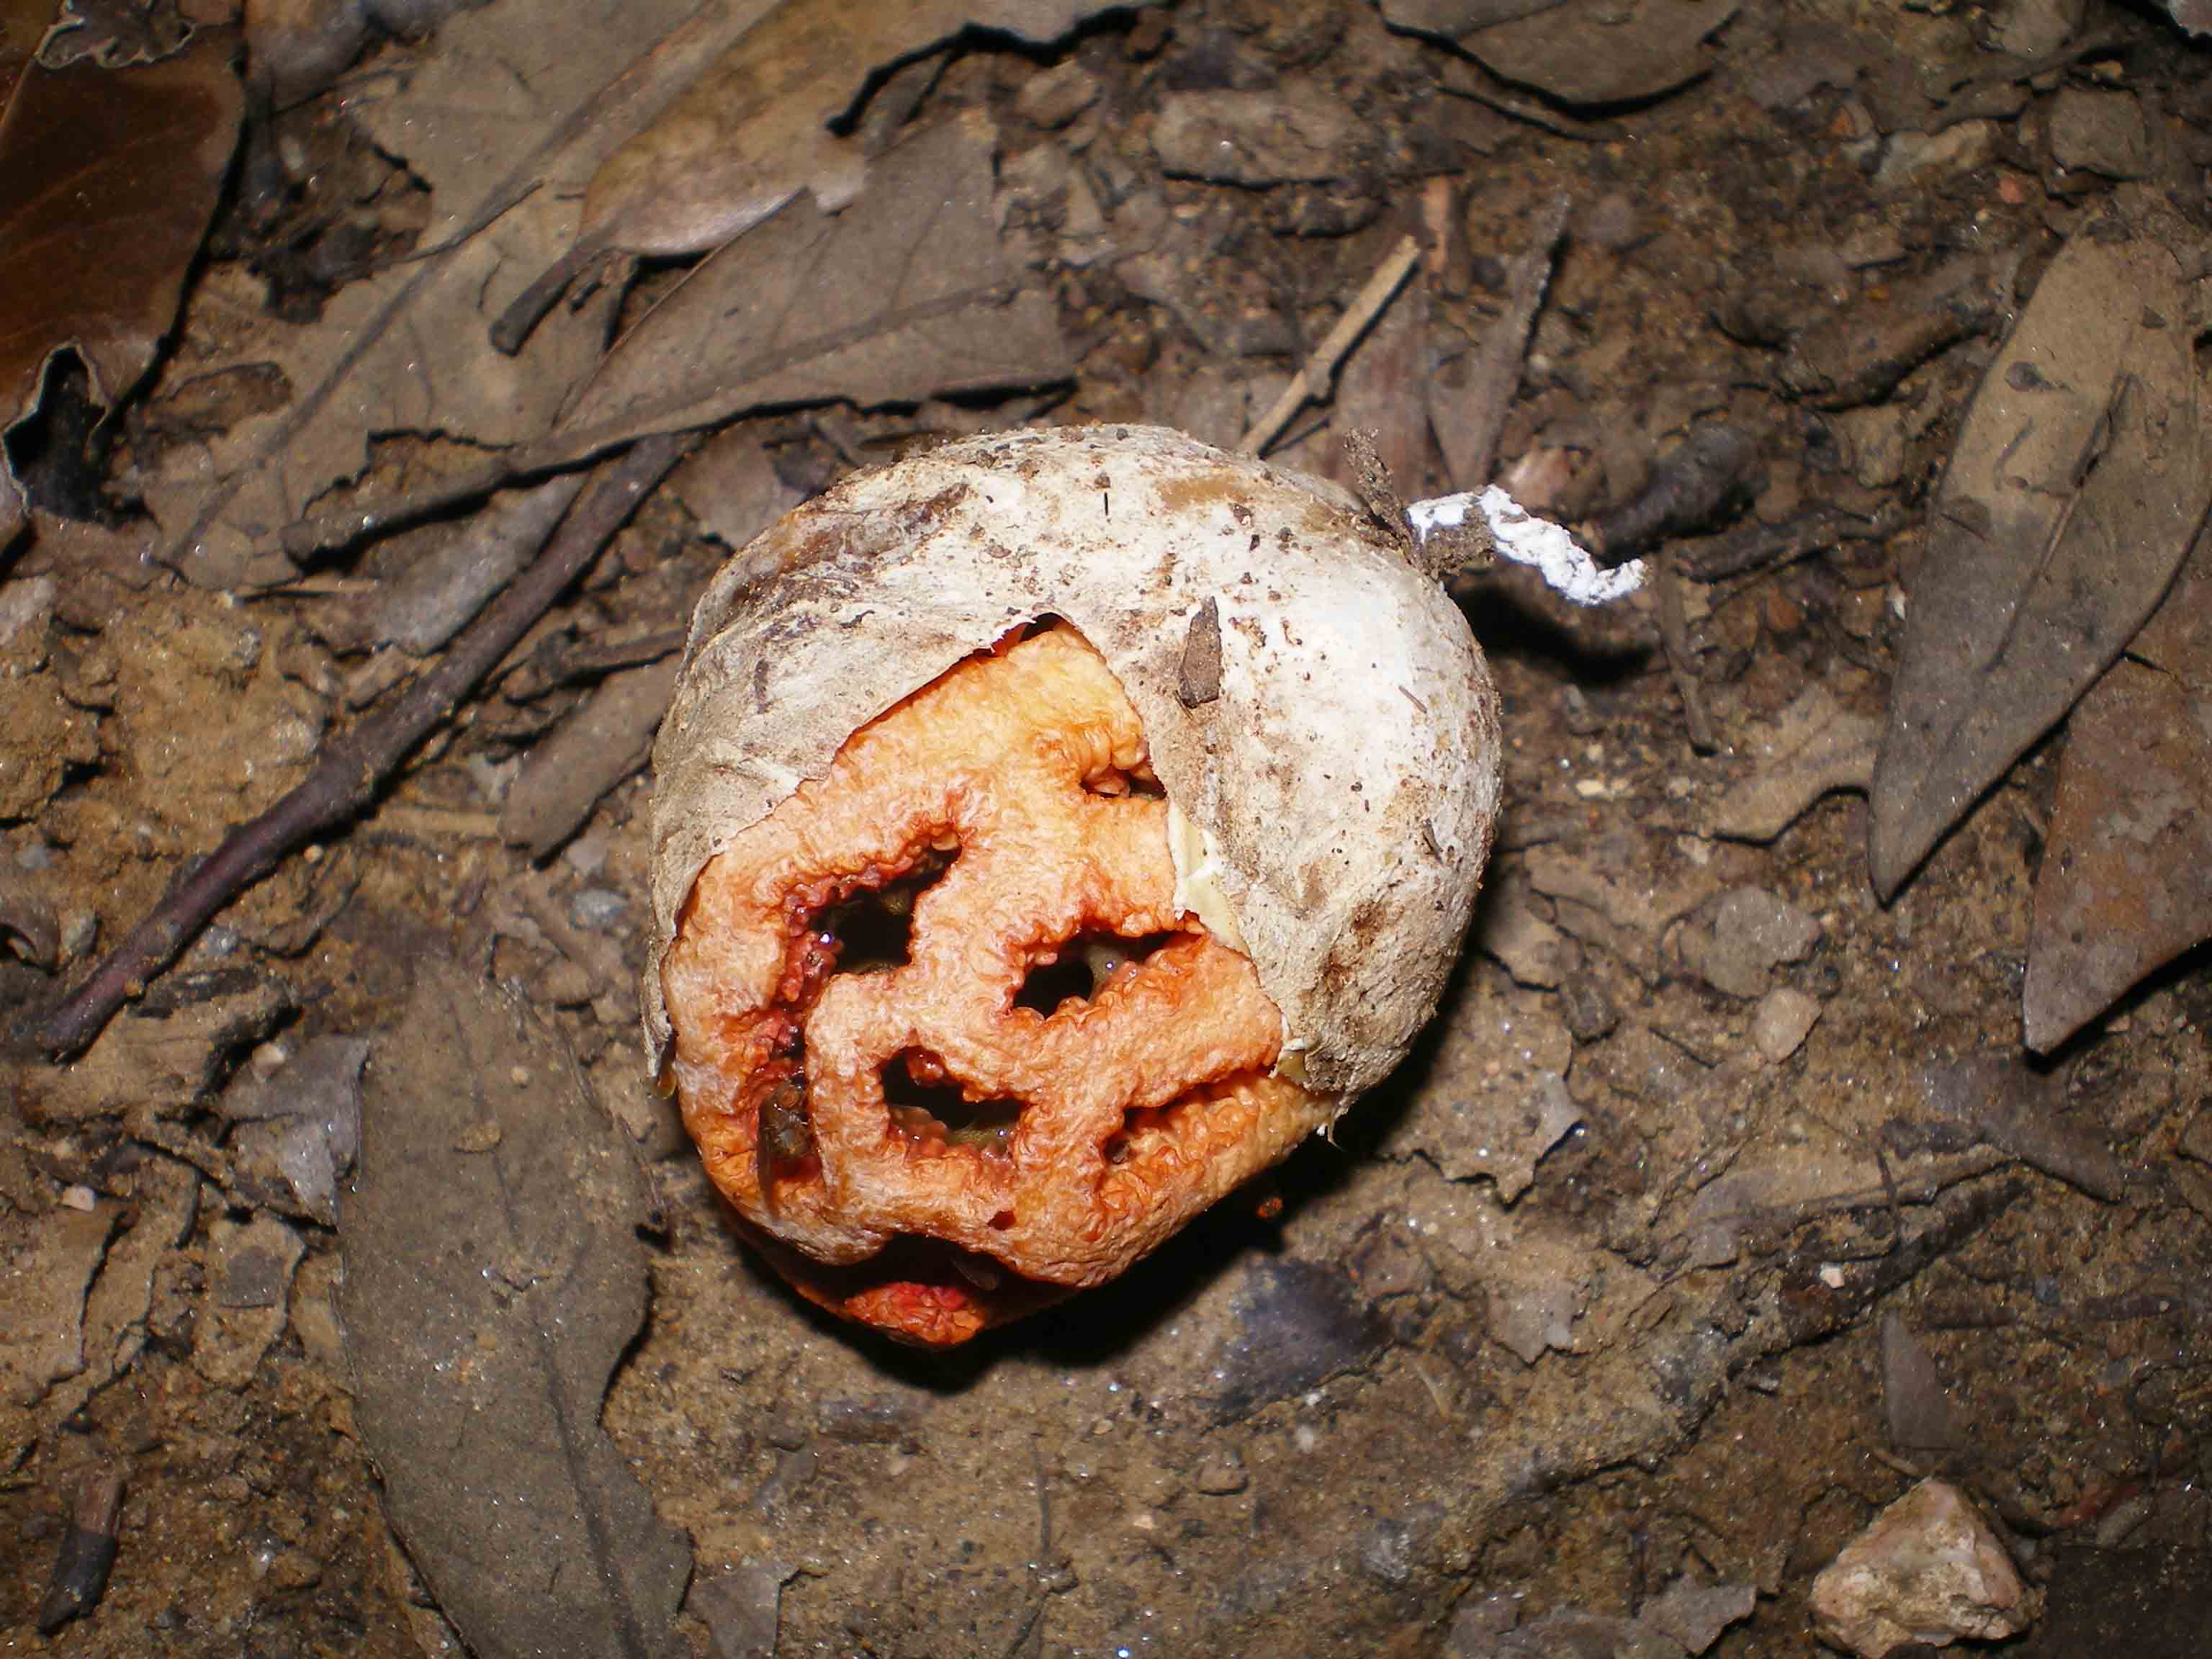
top-left (1869, 194), bottom-right (2212, 900)
top-left (498, 0), bottom-right (1148, 349)
top-left (343, 959), bottom-right (689, 1659)
top-left (142, 0), bottom-right (719, 588)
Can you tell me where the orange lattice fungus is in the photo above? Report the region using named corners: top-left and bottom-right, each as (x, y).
top-left (662, 627), bottom-right (1336, 1342)
top-left (646, 427), bottom-right (1501, 1344)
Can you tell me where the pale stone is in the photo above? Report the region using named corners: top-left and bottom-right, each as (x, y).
top-left (1810, 1480), bottom-right (2038, 1658)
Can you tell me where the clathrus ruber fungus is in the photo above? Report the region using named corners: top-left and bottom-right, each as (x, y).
top-left (646, 426), bottom-right (1500, 1344)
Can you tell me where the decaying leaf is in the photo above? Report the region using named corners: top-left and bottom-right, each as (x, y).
top-left (0, 7), bottom-right (240, 549)
top-left (0, 1200), bottom-right (116, 1456)
top-left (2023, 533), bottom-right (2212, 1052)
top-left (342, 961), bottom-right (689, 1659)
top-left (556, 0), bottom-right (1141, 265)
top-left (246, 0), bottom-right (482, 107)
top-left (1428, 196), bottom-right (1565, 492)
top-left (1869, 202), bottom-right (2212, 900)
top-left (37, 0), bottom-right (194, 68)
top-left (1381, 0), bottom-right (1568, 33)
top-left (1330, 270), bottom-right (1431, 495)
top-left (667, 426), bottom-right (802, 550)
top-left (499, 112), bottom-right (1069, 482)
top-left (1409, 0), bottom-right (1743, 107)
top-left (1707, 684), bottom-right (1881, 842)
top-left (145, 0), bottom-right (722, 588)
top-left (281, 105), bottom-right (1065, 557)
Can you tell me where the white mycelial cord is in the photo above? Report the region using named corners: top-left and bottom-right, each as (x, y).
top-left (1407, 486), bottom-right (1645, 607)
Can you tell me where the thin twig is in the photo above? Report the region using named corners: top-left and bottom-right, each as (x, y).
top-left (1651, 556), bottom-right (1719, 755)
top-left (38, 435), bottom-right (688, 1058)
top-left (1239, 234), bottom-right (1421, 457)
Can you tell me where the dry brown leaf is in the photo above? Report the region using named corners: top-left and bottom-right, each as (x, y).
top-left (1382, 0), bottom-right (1567, 32)
top-left (1429, 195), bottom-right (1565, 490)
top-left (246, 0), bottom-right (481, 106)
top-left (143, 0), bottom-right (767, 588)
top-left (498, 113), bottom-right (1069, 484)
top-left (563, 0), bottom-right (1142, 264)
top-left (1869, 202), bottom-right (2212, 899)
top-left (343, 961), bottom-right (690, 1659)
top-left (2023, 532), bottom-right (2212, 1053)
top-left (0, 8), bottom-right (239, 551)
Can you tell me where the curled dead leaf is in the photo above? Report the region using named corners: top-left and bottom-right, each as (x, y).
top-left (1870, 202), bottom-right (2212, 899)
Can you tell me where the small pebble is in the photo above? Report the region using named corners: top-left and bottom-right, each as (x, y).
top-left (562, 833), bottom-right (611, 880)
top-left (453, 1120), bottom-right (503, 1154)
top-left (534, 958), bottom-right (595, 1007)
top-left (1752, 986), bottom-right (1822, 1063)
top-left (58, 1185), bottom-right (96, 1213)
top-left (1557, 970), bottom-right (1619, 1043)
top-left (1015, 60), bottom-right (1100, 130)
top-left (1192, 1447), bottom-right (1248, 1496)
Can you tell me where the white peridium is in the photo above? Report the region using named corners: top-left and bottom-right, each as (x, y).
top-left (1409, 485), bottom-right (1646, 606)
top-left (645, 425), bottom-right (1504, 1103)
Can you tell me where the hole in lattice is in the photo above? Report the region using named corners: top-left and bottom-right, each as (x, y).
top-left (1082, 763), bottom-right (1167, 800)
top-left (882, 1049), bottom-right (1023, 1153)
top-left (1102, 1078), bottom-right (1244, 1169)
top-left (1014, 930), bottom-right (1179, 1016)
top-left (817, 845), bottom-right (957, 974)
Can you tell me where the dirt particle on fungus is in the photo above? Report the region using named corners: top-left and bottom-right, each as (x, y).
top-left (1178, 598), bottom-right (1223, 708)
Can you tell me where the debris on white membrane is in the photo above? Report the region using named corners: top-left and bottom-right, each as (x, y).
top-left (1408, 486), bottom-right (1646, 607)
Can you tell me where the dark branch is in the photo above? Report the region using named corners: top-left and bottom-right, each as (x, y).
top-left (37, 433), bottom-right (688, 1058)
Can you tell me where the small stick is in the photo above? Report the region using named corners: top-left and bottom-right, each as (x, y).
top-left (1239, 234), bottom-right (1421, 457)
top-left (38, 434), bottom-right (689, 1058)
top-left (1651, 556), bottom-right (1719, 755)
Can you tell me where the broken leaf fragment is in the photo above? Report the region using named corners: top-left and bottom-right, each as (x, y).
top-left (549, 112), bottom-right (1070, 469)
top-left (2024, 531), bottom-right (2212, 1053)
top-left (555, 0), bottom-right (1146, 264)
top-left (1393, 0), bottom-right (1743, 107)
top-left (0, 10), bottom-right (240, 549)
top-left (343, 961), bottom-right (688, 1659)
top-left (1869, 202), bottom-right (2212, 900)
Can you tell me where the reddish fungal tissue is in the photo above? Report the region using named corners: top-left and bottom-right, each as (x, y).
top-left (660, 625), bottom-right (1331, 1345)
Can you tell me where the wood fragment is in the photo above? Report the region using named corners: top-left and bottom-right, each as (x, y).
top-left (1652, 557), bottom-right (1719, 755)
top-left (1239, 235), bottom-right (1421, 457)
top-left (1677, 503), bottom-right (1896, 582)
top-left (37, 436), bottom-right (689, 1058)
top-left (501, 625), bottom-right (685, 703)
top-left (36, 1462), bottom-right (123, 1634)
top-left (1588, 425), bottom-right (1759, 558)
top-left (1431, 195), bottom-right (1568, 491)
top-left (500, 656), bottom-right (683, 857)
